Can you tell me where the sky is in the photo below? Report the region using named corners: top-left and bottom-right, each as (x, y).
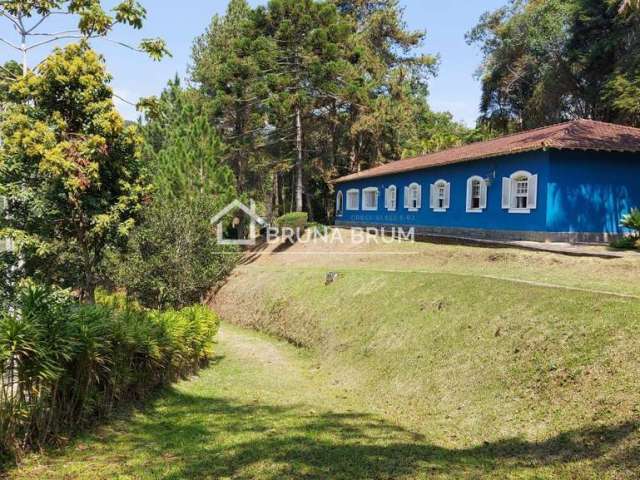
top-left (0, 0), bottom-right (506, 126)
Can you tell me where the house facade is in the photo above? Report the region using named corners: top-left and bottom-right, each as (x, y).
top-left (332, 120), bottom-right (640, 243)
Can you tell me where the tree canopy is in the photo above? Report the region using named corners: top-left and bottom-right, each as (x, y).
top-left (187, 0), bottom-right (476, 220)
top-left (468, 0), bottom-right (640, 132)
top-left (0, 43), bottom-right (150, 303)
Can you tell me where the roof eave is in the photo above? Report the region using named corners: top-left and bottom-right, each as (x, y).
top-left (332, 144), bottom-right (640, 184)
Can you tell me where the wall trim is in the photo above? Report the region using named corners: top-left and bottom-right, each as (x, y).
top-left (334, 221), bottom-right (621, 244)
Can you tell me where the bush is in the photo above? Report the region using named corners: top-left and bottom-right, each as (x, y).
top-left (621, 208), bottom-right (640, 235)
top-left (0, 285), bottom-right (219, 461)
top-left (108, 197), bottom-right (239, 309)
top-left (275, 212), bottom-right (308, 231)
top-left (610, 236), bottom-right (638, 250)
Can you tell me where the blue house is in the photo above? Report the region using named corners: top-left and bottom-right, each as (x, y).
top-left (332, 119), bottom-right (640, 243)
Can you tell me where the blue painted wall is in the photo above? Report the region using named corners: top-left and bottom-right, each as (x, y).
top-left (547, 150), bottom-right (640, 234)
top-left (336, 149), bottom-right (640, 234)
top-left (336, 150), bottom-right (550, 232)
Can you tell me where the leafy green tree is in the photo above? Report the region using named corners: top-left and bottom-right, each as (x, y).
top-left (141, 78), bottom-right (238, 206)
top-left (189, 0), bottom-right (472, 221)
top-left (107, 79), bottom-right (239, 310)
top-left (109, 197), bottom-right (238, 310)
top-left (0, 0), bottom-right (169, 74)
top-left (333, 0), bottom-right (438, 171)
top-left (0, 43), bottom-right (151, 303)
top-left (191, 0), bottom-right (268, 196)
top-left (468, 0), bottom-right (640, 131)
top-left (252, 0), bottom-right (353, 213)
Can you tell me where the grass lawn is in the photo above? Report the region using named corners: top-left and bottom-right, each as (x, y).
top-left (8, 232), bottom-right (640, 478)
top-left (8, 323), bottom-right (638, 479)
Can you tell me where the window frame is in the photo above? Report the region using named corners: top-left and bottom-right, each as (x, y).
top-left (506, 170), bottom-right (536, 214)
top-left (431, 179), bottom-right (449, 213)
top-left (466, 175), bottom-right (487, 213)
top-left (406, 182), bottom-right (421, 212)
top-left (362, 187), bottom-right (379, 211)
top-left (385, 185), bottom-right (397, 211)
top-left (336, 191), bottom-right (343, 217)
top-left (346, 188), bottom-right (359, 211)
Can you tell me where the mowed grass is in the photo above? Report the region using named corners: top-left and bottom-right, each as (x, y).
top-left (210, 235), bottom-right (640, 478)
top-left (8, 235), bottom-right (640, 479)
top-left (8, 323), bottom-right (639, 479)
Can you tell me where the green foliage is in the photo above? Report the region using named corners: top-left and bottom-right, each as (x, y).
top-left (110, 79), bottom-right (241, 310)
top-left (143, 79), bottom-right (237, 205)
top-left (0, 43), bottom-right (151, 303)
top-left (0, 0), bottom-right (168, 72)
top-left (108, 197), bottom-right (239, 310)
top-left (189, 0), bottom-right (466, 221)
top-left (468, 0), bottom-right (640, 131)
top-left (275, 212), bottom-right (308, 231)
top-left (621, 207), bottom-right (640, 233)
top-left (0, 284), bottom-right (219, 461)
top-left (609, 236), bottom-right (638, 249)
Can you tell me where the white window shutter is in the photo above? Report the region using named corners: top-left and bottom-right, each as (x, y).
top-left (443, 182), bottom-right (450, 209)
top-left (480, 181), bottom-right (488, 209)
top-left (466, 178), bottom-right (472, 211)
top-left (384, 188), bottom-right (388, 209)
top-left (404, 186), bottom-right (409, 208)
top-left (416, 184), bottom-right (422, 209)
top-left (501, 178), bottom-right (511, 209)
top-left (392, 188), bottom-right (396, 209)
top-left (528, 174), bottom-right (538, 209)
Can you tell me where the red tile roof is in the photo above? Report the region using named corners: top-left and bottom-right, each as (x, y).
top-left (333, 119), bottom-right (640, 184)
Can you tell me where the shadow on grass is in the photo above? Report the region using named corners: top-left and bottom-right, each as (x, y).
top-left (92, 387), bottom-right (638, 479)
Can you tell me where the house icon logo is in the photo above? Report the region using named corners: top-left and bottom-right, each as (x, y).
top-left (211, 199), bottom-right (266, 246)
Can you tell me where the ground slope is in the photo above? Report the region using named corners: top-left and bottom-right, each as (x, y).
top-left (9, 323), bottom-right (638, 479)
top-left (212, 230), bottom-right (640, 478)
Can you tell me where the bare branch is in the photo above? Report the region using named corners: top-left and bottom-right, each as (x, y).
top-left (25, 13), bottom-right (50, 33)
top-left (29, 29), bottom-right (82, 37)
top-left (113, 92), bottom-right (137, 107)
top-left (26, 34), bottom-right (87, 51)
top-left (102, 38), bottom-right (144, 53)
top-left (0, 36), bottom-right (22, 51)
top-left (0, 9), bottom-right (24, 33)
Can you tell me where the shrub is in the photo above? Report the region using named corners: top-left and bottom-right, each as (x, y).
top-left (610, 236), bottom-right (637, 249)
top-left (0, 285), bottom-right (220, 461)
top-left (621, 208), bottom-right (640, 236)
top-left (275, 212), bottom-right (308, 231)
top-left (108, 197), bottom-right (239, 309)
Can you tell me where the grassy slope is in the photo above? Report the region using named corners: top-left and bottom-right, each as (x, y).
top-left (9, 323), bottom-right (638, 479)
top-left (9, 232), bottom-right (640, 479)
top-left (212, 231), bottom-right (640, 477)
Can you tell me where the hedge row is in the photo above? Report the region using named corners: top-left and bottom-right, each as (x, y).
top-left (0, 286), bottom-right (219, 461)
top-left (275, 212), bottom-right (308, 230)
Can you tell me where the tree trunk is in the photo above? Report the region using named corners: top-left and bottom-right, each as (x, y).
top-left (272, 172), bottom-right (280, 218)
top-left (82, 269), bottom-right (96, 305)
top-left (295, 106), bottom-right (304, 212)
top-left (304, 189), bottom-right (314, 222)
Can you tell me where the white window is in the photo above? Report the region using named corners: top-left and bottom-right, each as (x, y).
top-left (429, 179), bottom-right (450, 212)
top-left (384, 185), bottom-right (397, 211)
top-left (466, 176), bottom-right (488, 213)
top-left (502, 171), bottom-right (538, 213)
top-left (403, 183), bottom-right (422, 211)
top-left (362, 187), bottom-right (379, 211)
top-left (336, 191), bottom-right (343, 216)
top-left (346, 189), bottom-right (359, 211)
